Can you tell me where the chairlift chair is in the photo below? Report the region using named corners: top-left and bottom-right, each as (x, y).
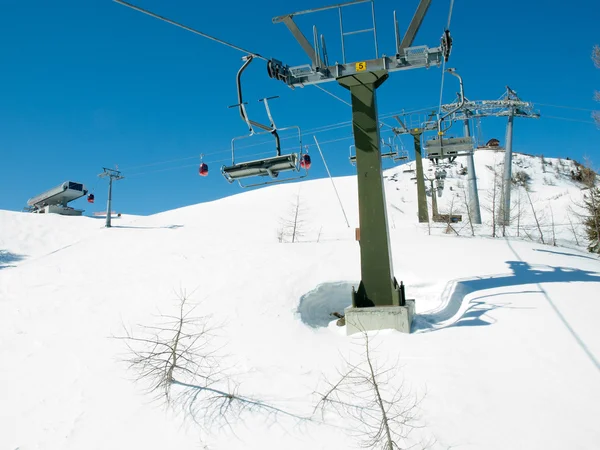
top-left (423, 136), bottom-right (474, 161)
top-left (349, 136), bottom-right (407, 165)
top-left (392, 136), bottom-right (409, 162)
top-left (423, 68), bottom-right (474, 162)
top-left (349, 144), bottom-right (356, 166)
top-left (87, 193), bottom-right (95, 203)
top-left (382, 135), bottom-right (410, 162)
top-left (380, 136), bottom-right (399, 160)
top-left (221, 55), bottom-right (309, 188)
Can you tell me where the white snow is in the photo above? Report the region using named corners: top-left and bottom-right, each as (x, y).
top-left (1, 150), bottom-right (599, 450)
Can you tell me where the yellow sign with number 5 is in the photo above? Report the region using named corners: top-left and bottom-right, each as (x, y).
top-left (356, 61), bottom-right (367, 72)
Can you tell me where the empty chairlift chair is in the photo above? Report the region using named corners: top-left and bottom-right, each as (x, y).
top-left (423, 136), bottom-right (474, 161)
top-left (422, 68), bottom-right (474, 162)
top-left (220, 55), bottom-right (309, 188)
top-left (349, 135), bottom-right (407, 165)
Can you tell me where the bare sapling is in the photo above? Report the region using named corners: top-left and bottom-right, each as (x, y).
top-left (313, 329), bottom-right (425, 450)
top-left (115, 288), bottom-right (308, 432)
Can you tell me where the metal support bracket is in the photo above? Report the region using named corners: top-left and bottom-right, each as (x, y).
top-left (399, 0), bottom-right (432, 51)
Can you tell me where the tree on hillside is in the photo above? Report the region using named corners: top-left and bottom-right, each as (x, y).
top-left (115, 289), bottom-right (307, 432)
top-left (278, 191), bottom-right (308, 243)
top-left (482, 162), bottom-right (502, 238)
top-left (568, 156), bottom-right (600, 253)
top-left (461, 186), bottom-right (475, 237)
top-left (593, 45), bottom-right (600, 126)
top-left (313, 330), bottom-right (425, 450)
top-left (583, 186), bottom-right (600, 254)
top-left (580, 159), bottom-right (600, 253)
top-left (511, 174), bottom-right (530, 238)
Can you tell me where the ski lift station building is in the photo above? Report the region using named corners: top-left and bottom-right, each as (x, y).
top-left (26, 181), bottom-right (88, 216)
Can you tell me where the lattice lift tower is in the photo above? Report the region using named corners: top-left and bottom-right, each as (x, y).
top-left (392, 82), bottom-right (539, 226)
top-left (99, 167), bottom-right (124, 228)
top-left (440, 87), bottom-right (540, 225)
top-left (114, 0), bottom-right (453, 334)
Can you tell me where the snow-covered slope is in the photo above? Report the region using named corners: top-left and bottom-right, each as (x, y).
top-left (1, 151), bottom-right (599, 450)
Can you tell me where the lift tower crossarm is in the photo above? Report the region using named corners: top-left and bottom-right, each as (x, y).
top-left (272, 0), bottom-right (368, 21)
top-left (271, 48), bottom-right (443, 87)
top-left (272, 0), bottom-right (370, 68)
top-left (399, 0), bottom-right (432, 51)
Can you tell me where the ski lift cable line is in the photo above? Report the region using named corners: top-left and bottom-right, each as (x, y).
top-left (312, 85), bottom-right (395, 129)
top-left (437, 58), bottom-right (447, 115)
top-left (120, 121), bottom-right (354, 172)
top-left (127, 135), bottom-right (357, 178)
top-left (120, 101), bottom-right (441, 172)
top-left (113, 0), bottom-right (269, 61)
top-left (543, 115), bottom-right (597, 125)
top-left (127, 150), bottom-right (277, 177)
top-left (446, 0), bottom-right (455, 29)
top-left (313, 135), bottom-right (350, 228)
top-left (313, 85), bottom-right (352, 107)
top-left (436, 0), bottom-right (455, 116)
top-left (535, 103), bottom-right (597, 112)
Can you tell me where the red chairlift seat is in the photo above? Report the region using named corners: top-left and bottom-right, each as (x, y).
top-left (199, 162), bottom-right (209, 176)
top-left (300, 154), bottom-right (311, 169)
top-left (87, 193), bottom-right (95, 203)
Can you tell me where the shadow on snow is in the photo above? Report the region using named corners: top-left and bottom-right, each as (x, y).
top-left (416, 260), bottom-right (600, 332)
top-left (0, 250), bottom-right (26, 269)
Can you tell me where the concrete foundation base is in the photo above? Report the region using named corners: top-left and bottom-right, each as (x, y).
top-left (344, 300), bottom-right (415, 335)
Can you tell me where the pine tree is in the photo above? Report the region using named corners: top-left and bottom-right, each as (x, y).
top-left (583, 186), bottom-right (600, 254)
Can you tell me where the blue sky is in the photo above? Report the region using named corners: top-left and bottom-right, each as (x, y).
top-left (1, 0), bottom-right (599, 216)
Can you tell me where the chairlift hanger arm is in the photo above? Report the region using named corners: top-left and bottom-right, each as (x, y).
top-left (437, 68), bottom-right (465, 132)
top-left (231, 55), bottom-right (282, 154)
top-left (233, 56), bottom-right (269, 133)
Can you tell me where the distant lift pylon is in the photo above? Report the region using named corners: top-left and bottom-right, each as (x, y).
top-left (220, 55), bottom-right (310, 188)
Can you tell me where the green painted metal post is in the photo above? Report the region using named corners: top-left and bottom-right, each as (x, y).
top-left (412, 130), bottom-right (429, 223)
top-left (338, 70), bottom-right (402, 308)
